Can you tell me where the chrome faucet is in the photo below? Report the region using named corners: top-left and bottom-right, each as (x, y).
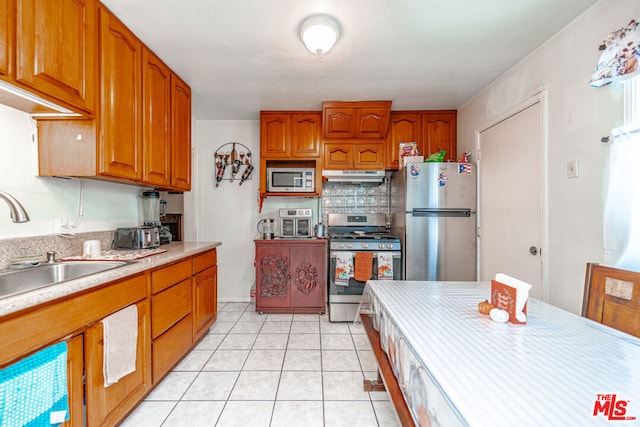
top-left (0, 191), bottom-right (30, 223)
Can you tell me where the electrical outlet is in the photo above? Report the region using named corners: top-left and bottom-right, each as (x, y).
top-left (54, 217), bottom-right (68, 234)
top-left (566, 159), bottom-right (579, 178)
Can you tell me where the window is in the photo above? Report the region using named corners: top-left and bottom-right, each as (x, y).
top-left (603, 75), bottom-right (640, 269)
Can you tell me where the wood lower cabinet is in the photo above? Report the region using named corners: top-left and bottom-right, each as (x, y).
top-left (193, 249), bottom-right (218, 340)
top-left (84, 275), bottom-right (151, 427)
top-left (255, 240), bottom-right (327, 313)
top-left (150, 259), bottom-right (192, 382)
top-left (66, 334), bottom-right (84, 427)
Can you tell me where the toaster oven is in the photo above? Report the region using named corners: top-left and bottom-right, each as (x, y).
top-left (114, 226), bottom-right (160, 249)
top-left (279, 208), bottom-right (313, 238)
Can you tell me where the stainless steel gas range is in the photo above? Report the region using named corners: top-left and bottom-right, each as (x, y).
top-left (327, 213), bottom-right (402, 322)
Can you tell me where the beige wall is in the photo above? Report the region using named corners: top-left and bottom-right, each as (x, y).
top-left (457, 0), bottom-right (637, 313)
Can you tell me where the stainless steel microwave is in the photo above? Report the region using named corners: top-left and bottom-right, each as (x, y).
top-left (266, 167), bottom-right (315, 193)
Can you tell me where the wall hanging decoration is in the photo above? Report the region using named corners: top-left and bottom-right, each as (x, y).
top-left (214, 142), bottom-right (253, 187)
top-left (590, 19), bottom-right (640, 87)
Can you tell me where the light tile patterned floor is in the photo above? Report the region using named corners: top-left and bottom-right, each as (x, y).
top-left (121, 302), bottom-right (401, 427)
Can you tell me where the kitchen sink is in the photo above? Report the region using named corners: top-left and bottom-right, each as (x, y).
top-left (0, 261), bottom-right (129, 298)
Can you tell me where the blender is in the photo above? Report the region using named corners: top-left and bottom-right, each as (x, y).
top-left (141, 190), bottom-right (172, 244)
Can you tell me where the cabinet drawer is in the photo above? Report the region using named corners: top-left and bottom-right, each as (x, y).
top-left (152, 313), bottom-right (193, 382)
top-left (193, 249), bottom-right (217, 274)
top-left (151, 278), bottom-right (191, 339)
top-left (151, 259), bottom-right (191, 294)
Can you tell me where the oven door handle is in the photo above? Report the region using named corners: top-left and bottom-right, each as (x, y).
top-left (330, 252), bottom-right (401, 259)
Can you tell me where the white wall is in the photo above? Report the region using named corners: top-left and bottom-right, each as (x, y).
top-left (191, 120), bottom-right (319, 302)
top-left (0, 104), bottom-right (146, 241)
top-left (457, 0), bottom-right (636, 314)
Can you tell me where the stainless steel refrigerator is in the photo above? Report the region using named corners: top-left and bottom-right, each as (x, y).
top-left (390, 162), bottom-right (477, 281)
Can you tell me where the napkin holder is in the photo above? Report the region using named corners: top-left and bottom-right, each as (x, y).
top-left (491, 279), bottom-right (527, 324)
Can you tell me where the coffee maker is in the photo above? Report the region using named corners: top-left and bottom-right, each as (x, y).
top-left (141, 190), bottom-right (172, 245)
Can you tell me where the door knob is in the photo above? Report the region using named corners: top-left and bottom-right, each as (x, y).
top-left (529, 246), bottom-right (539, 256)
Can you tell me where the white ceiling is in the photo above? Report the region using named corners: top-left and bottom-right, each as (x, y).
top-left (100, 0), bottom-right (600, 120)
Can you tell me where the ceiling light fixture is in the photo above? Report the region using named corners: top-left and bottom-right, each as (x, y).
top-left (299, 14), bottom-right (341, 55)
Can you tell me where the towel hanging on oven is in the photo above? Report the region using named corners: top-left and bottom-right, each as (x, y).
top-left (335, 252), bottom-right (353, 286)
top-left (354, 252), bottom-right (373, 282)
top-left (377, 253), bottom-right (394, 279)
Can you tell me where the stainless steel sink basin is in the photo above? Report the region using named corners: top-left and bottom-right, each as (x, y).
top-left (0, 261), bottom-right (128, 298)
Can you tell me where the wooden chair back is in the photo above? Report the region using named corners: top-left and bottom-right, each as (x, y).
top-left (583, 263), bottom-right (640, 338)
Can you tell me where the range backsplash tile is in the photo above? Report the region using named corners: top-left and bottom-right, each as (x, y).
top-left (320, 182), bottom-right (389, 225)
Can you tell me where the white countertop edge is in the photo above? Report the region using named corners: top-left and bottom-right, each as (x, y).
top-left (0, 241), bottom-right (221, 317)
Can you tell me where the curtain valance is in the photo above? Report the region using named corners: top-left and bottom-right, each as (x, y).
top-left (590, 19), bottom-right (640, 87)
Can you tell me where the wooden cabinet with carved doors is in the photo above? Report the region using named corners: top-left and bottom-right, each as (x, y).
top-left (260, 111), bottom-right (321, 159)
top-left (386, 112), bottom-right (421, 169)
top-left (142, 48), bottom-right (171, 187)
top-left (422, 111), bottom-right (457, 162)
top-left (192, 249), bottom-right (218, 340)
top-left (12, 0), bottom-right (97, 114)
top-left (0, 0), bottom-right (12, 79)
top-left (170, 73), bottom-right (192, 190)
top-left (255, 240), bottom-right (327, 313)
top-left (98, 6), bottom-right (143, 181)
top-left (324, 141), bottom-right (385, 170)
top-left (322, 101), bottom-right (391, 139)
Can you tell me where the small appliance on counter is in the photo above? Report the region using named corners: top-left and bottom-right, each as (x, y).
top-left (113, 226), bottom-right (160, 249)
top-left (141, 190), bottom-right (172, 245)
top-left (279, 208), bottom-right (312, 238)
top-left (257, 218), bottom-right (275, 239)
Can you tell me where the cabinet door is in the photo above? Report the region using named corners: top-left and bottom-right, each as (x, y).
top-left (323, 107), bottom-right (356, 138)
top-left (290, 243), bottom-right (326, 311)
top-left (98, 7), bottom-right (142, 181)
top-left (260, 112), bottom-right (291, 158)
top-left (355, 108), bottom-right (390, 139)
top-left (171, 73), bottom-right (192, 190)
top-left (255, 243), bottom-right (291, 310)
top-left (85, 299), bottom-right (151, 427)
top-left (386, 113), bottom-right (421, 169)
top-left (66, 334), bottom-right (84, 427)
top-left (142, 48), bottom-right (171, 187)
top-left (193, 265), bottom-right (217, 338)
top-left (354, 143), bottom-right (385, 170)
top-left (422, 112), bottom-right (457, 161)
top-left (291, 112), bottom-right (321, 158)
top-left (323, 143), bottom-right (353, 169)
top-left (15, 0), bottom-right (96, 113)
top-left (0, 0), bottom-right (12, 78)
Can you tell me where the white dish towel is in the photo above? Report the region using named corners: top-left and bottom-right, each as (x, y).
top-left (101, 304), bottom-right (138, 387)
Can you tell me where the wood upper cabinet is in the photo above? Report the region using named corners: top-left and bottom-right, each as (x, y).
top-left (422, 111), bottom-right (457, 161)
top-left (255, 240), bottom-right (326, 313)
top-left (0, 0), bottom-right (12, 78)
top-left (386, 112), bottom-right (421, 169)
top-left (260, 111), bottom-right (321, 159)
top-left (324, 141), bottom-right (385, 170)
top-left (99, 6), bottom-right (142, 181)
top-left (171, 73), bottom-right (192, 190)
top-left (322, 101), bottom-right (391, 139)
top-left (14, 0), bottom-right (96, 113)
top-left (142, 48), bottom-right (171, 187)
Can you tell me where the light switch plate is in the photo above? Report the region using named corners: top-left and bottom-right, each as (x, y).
top-left (566, 159), bottom-right (579, 178)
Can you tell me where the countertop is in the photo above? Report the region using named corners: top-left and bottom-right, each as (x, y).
top-left (0, 241), bottom-right (221, 318)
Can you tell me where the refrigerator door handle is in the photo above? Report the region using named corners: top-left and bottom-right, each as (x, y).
top-left (411, 208), bottom-right (472, 217)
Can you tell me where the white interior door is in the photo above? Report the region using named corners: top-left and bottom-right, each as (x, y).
top-left (478, 100), bottom-right (545, 300)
